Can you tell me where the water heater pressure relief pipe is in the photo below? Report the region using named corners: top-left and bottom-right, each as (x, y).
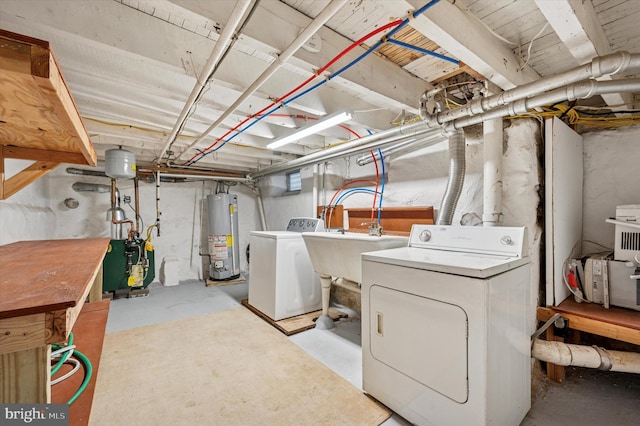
top-left (110, 178), bottom-right (135, 240)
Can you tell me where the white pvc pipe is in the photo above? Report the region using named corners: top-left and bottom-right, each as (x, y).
top-left (449, 78), bottom-right (640, 130)
top-left (312, 164), bottom-right (319, 219)
top-left (176, 0), bottom-right (348, 162)
top-left (249, 124), bottom-right (444, 178)
top-left (249, 57), bottom-right (640, 179)
top-left (159, 0), bottom-right (253, 162)
top-left (532, 339), bottom-right (640, 374)
top-left (430, 52), bottom-right (640, 125)
top-left (252, 184), bottom-right (268, 231)
top-left (482, 118), bottom-right (503, 226)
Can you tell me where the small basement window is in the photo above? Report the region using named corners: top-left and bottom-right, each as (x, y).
top-left (286, 170), bottom-right (302, 192)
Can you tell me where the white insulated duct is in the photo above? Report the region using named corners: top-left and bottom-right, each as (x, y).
top-left (436, 130), bottom-right (465, 225)
top-left (175, 0), bottom-right (349, 162)
top-left (532, 339), bottom-right (640, 374)
top-left (159, 0), bottom-right (254, 162)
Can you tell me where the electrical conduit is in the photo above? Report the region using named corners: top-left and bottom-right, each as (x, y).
top-left (176, 0), bottom-right (349, 162)
top-left (158, 0), bottom-right (254, 162)
top-left (185, 0), bottom-right (443, 165)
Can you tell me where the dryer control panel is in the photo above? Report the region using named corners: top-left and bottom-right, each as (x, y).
top-left (286, 217), bottom-right (325, 233)
top-left (409, 224), bottom-right (527, 258)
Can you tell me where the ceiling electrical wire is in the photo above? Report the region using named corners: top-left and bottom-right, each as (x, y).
top-left (183, 0), bottom-right (443, 166)
top-left (518, 22), bottom-right (549, 71)
top-left (508, 103), bottom-right (640, 129)
top-left (164, 0), bottom-right (261, 158)
top-left (182, 18), bottom-right (404, 165)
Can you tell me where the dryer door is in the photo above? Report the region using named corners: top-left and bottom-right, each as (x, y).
top-left (369, 284), bottom-right (469, 403)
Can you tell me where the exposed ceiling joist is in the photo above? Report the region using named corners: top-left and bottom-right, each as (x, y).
top-left (535, 0), bottom-right (634, 107)
top-left (377, 0), bottom-right (540, 90)
top-left (171, 0), bottom-right (430, 112)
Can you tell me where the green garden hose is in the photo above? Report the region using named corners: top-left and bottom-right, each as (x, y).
top-left (49, 332), bottom-right (93, 405)
top-left (67, 349), bottom-right (92, 405)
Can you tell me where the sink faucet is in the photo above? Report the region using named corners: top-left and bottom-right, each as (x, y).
top-left (361, 222), bottom-right (383, 236)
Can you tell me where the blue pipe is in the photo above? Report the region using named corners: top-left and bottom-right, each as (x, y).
top-left (334, 188), bottom-right (381, 207)
top-left (377, 148), bottom-right (385, 224)
top-left (386, 39), bottom-right (459, 65)
top-left (189, 0), bottom-right (442, 165)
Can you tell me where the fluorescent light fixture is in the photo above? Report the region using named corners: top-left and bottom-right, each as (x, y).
top-left (267, 111), bottom-right (352, 150)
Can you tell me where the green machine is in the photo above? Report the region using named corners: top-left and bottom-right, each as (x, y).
top-left (102, 238), bottom-right (155, 297)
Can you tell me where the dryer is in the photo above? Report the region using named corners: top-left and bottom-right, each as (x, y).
top-left (361, 225), bottom-right (531, 426)
top-left (249, 218), bottom-right (324, 321)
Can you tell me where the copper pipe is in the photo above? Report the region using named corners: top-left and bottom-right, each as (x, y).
top-left (134, 176), bottom-right (141, 236)
top-left (110, 178), bottom-right (134, 239)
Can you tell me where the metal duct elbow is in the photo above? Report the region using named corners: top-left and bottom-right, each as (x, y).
top-left (436, 129), bottom-right (466, 225)
top-left (66, 167), bottom-right (107, 177)
top-left (71, 182), bottom-right (111, 193)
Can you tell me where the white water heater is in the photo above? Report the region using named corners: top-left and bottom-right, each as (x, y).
top-left (207, 193), bottom-right (240, 280)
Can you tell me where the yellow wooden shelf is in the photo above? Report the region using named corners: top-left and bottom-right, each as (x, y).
top-left (0, 29), bottom-right (96, 199)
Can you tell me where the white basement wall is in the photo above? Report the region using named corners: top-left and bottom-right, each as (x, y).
top-left (0, 159), bottom-right (56, 243)
top-left (0, 166), bottom-right (259, 283)
top-left (582, 126), bottom-right (640, 251)
top-left (261, 118), bottom-right (543, 310)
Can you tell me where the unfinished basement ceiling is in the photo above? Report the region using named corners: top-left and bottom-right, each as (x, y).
top-left (1, 0), bottom-right (639, 174)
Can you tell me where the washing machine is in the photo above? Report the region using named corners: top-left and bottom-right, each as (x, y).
top-left (361, 225), bottom-right (531, 426)
top-left (248, 218), bottom-right (324, 321)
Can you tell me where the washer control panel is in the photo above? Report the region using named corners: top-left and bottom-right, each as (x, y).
top-left (286, 217), bottom-right (325, 233)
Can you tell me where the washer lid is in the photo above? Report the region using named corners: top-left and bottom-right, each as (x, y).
top-left (362, 246), bottom-right (529, 278)
top-left (250, 231), bottom-right (303, 240)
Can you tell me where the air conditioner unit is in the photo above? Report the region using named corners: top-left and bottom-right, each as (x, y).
top-left (605, 204), bottom-right (640, 262)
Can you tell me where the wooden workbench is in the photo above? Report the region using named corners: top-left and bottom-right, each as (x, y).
top-left (0, 238), bottom-right (110, 403)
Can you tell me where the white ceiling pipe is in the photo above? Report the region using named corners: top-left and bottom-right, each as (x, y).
top-left (249, 122), bottom-right (444, 178)
top-left (428, 52), bottom-right (640, 125)
top-left (158, 0), bottom-right (254, 162)
top-left (447, 78), bottom-right (640, 131)
top-left (251, 76), bottom-right (640, 179)
top-left (176, 0), bottom-right (349, 162)
top-left (532, 339), bottom-right (640, 374)
top-left (482, 118), bottom-right (503, 227)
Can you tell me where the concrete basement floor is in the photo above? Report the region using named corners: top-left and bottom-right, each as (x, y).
top-left (106, 280), bottom-right (640, 425)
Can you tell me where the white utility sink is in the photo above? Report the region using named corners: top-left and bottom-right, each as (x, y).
top-left (302, 231), bottom-right (408, 329)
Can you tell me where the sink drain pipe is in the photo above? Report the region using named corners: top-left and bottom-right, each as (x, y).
top-left (532, 339), bottom-right (640, 374)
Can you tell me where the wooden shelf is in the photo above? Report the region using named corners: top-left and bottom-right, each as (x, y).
top-left (537, 297), bottom-right (640, 382)
top-left (0, 29), bottom-right (96, 199)
top-left (537, 298), bottom-right (640, 345)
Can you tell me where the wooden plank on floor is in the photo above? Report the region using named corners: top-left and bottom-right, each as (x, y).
top-left (241, 299), bottom-right (347, 336)
top-left (206, 274), bottom-right (246, 287)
